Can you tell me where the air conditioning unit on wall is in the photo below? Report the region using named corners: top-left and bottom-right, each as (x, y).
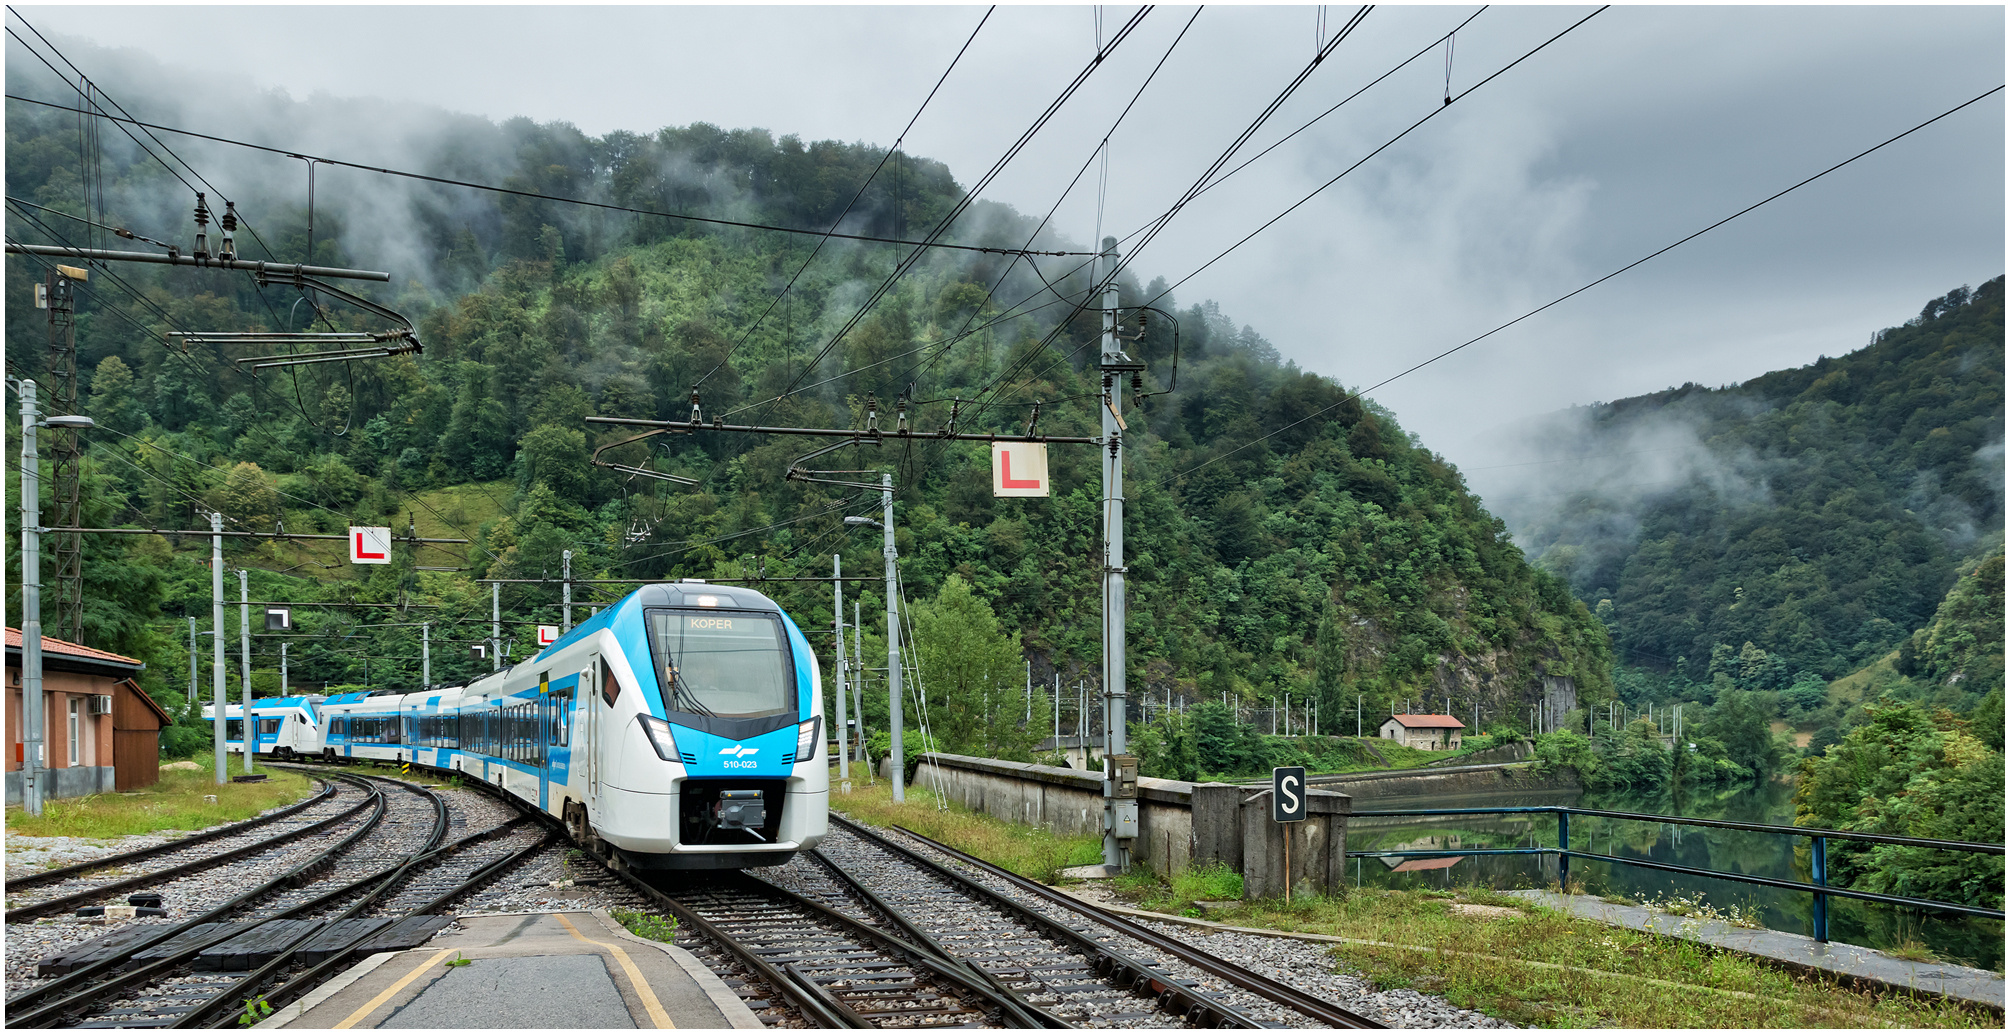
top-left (88, 695), bottom-right (113, 715)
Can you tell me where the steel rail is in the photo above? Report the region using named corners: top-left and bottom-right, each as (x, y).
top-left (830, 814), bottom-right (1279, 1029)
top-left (4, 776), bottom-right (389, 1024)
top-left (644, 888), bottom-right (855, 1029)
top-left (806, 849), bottom-right (1067, 1028)
top-left (173, 819), bottom-right (550, 1028)
top-left (11, 774), bottom-right (457, 1029)
top-left (5, 783), bottom-right (370, 922)
top-left (4, 779), bottom-right (338, 891)
top-left (884, 820), bottom-right (1389, 1029)
top-left (316, 754), bottom-right (1032, 1029)
top-left (729, 870), bottom-right (1058, 1028)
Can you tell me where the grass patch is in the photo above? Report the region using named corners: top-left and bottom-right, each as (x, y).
top-left (1194, 886), bottom-right (1990, 1028)
top-left (611, 908), bottom-right (679, 943)
top-left (6, 755), bottom-right (315, 839)
top-left (832, 780), bottom-right (1101, 883)
top-left (1110, 862), bottom-right (1246, 915)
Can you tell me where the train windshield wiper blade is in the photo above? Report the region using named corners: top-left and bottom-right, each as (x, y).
top-left (667, 668), bottom-right (716, 718)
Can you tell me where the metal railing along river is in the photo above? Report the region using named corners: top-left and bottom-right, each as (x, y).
top-left (1348, 805), bottom-right (2004, 943)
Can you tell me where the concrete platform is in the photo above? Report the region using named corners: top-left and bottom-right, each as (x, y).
top-left (1509, 890), bottom-right (2004, 1010)
top-left (260, 910), bottom-right (762, 1029)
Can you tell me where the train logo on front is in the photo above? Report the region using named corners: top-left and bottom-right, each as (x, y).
top-left (720, 745), bottom-right (760, 768)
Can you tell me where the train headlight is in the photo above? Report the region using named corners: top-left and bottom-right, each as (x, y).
top-left (795, 716), bottom-right (822, 763)
top-left (638, 714), bottom-right (682, 762)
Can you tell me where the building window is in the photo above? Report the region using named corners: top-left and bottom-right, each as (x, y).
top-left (68, 697), bottom-right (81, 767)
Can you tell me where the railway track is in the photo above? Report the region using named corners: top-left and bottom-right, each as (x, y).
top-left (44, 756), bottom-right (1379, 1029)
top-left (4, 779), bottom-right (366, 924)
top-left (4, 770), bottom-right (548, 1028)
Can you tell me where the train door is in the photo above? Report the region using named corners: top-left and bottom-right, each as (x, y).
top-left (584, 655), bottom-right (602, 807)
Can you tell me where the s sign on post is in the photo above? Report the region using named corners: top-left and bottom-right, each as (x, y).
top-left (1273, 765), bottom-right (1306, 897)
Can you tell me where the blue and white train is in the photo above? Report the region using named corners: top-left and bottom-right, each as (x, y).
top-left (312, 581), bottom-right (828, 870)
top-left (201, 697), bottom-right (324, 759)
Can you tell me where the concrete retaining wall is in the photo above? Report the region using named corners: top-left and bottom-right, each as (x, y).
top-left (891, 753), bottom-right (1579, 877)
top-left (898, 753), bottom-right (1202, 874)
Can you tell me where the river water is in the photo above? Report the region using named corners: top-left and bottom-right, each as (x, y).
top-left (1343, 774), bottom-right (2003, 971)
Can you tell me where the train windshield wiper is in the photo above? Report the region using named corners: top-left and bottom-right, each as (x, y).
top-left (666, 665), bottom-right (716, 718)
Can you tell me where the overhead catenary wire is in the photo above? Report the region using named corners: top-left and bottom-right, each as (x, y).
top-left (1141, 5), bottom-right (1609, 312)
top-left (0, 92), bottom-right (1090, 260)
top-left (737, 5), bottom-right (1154, 423)
top-left (1152, 81), bottom-right (2007, 490)
top-left (693, 5), bottom-right (997, 392)
top-left (954, 6), bottom-right (1377, 425)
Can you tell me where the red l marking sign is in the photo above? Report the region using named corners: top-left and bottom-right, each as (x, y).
top-left (353, 530), bottom-right (387, 561)
top-left (1000, 452), bottom-right (1040, 489)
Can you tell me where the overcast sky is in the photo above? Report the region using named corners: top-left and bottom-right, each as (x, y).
top-left (13, 4), bottom-right (2004, 489)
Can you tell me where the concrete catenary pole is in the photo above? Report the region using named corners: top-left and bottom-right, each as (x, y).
top-left (883, 474), bottom-right (904, 802)
top-left (562, 550), bottom-right (572, 633)
top-left (422, 622), bottom-right (430, 691)
top-left (854, 598), bottom-right (867, 772)
top-left (18, 380), bottom-right (45, 815)
top-left (833, 554), bottom-right (848, 786)
top-left (239, 569), bottom-right (252, 772)
top-left (1097, 235), bottom-right (1132, 871)
top-left (280, 642), bottom-right (289, 697)
top-left (491, 582), bottom-right (501, 672)
top-left (211, 510), bottom-right (226, 784)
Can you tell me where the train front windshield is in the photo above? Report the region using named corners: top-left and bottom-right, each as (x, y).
top-left (646, 609), bottom-right (792, 719)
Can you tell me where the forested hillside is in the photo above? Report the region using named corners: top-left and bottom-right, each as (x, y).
top-left (1502, 279), bottom-right (2004, 687)
top-left (3, 69), bottom-right (1610, 755)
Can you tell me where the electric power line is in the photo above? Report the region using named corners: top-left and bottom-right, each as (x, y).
top-left (0, 92), bottom-right (1093, 260)
top-left (1151, 81), bottom-right (2006, 490)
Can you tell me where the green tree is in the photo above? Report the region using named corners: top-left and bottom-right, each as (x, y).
top-left (909, 575), bottom-right (1040, 759)
top-left (518, 423), bottom-right (591, 503)
top-left (1796, 702), bottom-right (2004, 908)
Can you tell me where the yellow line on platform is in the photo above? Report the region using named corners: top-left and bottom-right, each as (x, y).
top-left (332, 948), bottom-right (456, 1029)
top-left (556, 912), bottom-right (675, 1028)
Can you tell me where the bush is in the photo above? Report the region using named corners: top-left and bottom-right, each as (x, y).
top-left (1532, 730), bottom-right (1599, 783)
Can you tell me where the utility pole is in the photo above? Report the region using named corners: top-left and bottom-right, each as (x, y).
top-left (45, 269), bottom-right (83, 644)
top-left (1054, 673), bottom-right (1062, 748)
top-left (1025, 660), bottom-right (1032, 724)
top-left (1098, 234), bottom-right (1139, 872)
top-left (1357, 694), bottom-right (1363, 738)
top-left (17, 379), bottom-right (45, 816)
top-left (562, 550), bottom-right (572, 633)
top-left (280, 642), bottom-right (288, 697)
top-left (239, 569), bottom-right (252, 773)
top-left (211, 511), bottom-right (226, 785)
top-left (188, 617), bottom-right (199, 710)
top-left (491, 582), bottom-right (501, 672)
top-left (421, 622), bottom-right (430, 691)
top-left (883, 473), bottom-right (904, 803)
top-left (834, 554), bottom-right (848, 788)
top-left (855, 598), bottom-right (871, 779)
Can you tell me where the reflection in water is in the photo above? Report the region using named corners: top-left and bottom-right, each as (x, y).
top-left (1348, 775), bottom-right (2002, 970)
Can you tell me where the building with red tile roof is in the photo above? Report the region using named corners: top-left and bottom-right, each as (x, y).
top-left (7, 628), bottom-right (173, 803)
top-left (1378, 713), bottom-right (1466, 750)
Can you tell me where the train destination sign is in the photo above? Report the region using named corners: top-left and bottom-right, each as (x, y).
top-left (1272, 765), bottom-right (1307, 823)
top-left (991, 441), bottom-right (1049, 497)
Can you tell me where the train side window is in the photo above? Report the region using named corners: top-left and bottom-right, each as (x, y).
top-left (602, 664), bottom-right (620, 706)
